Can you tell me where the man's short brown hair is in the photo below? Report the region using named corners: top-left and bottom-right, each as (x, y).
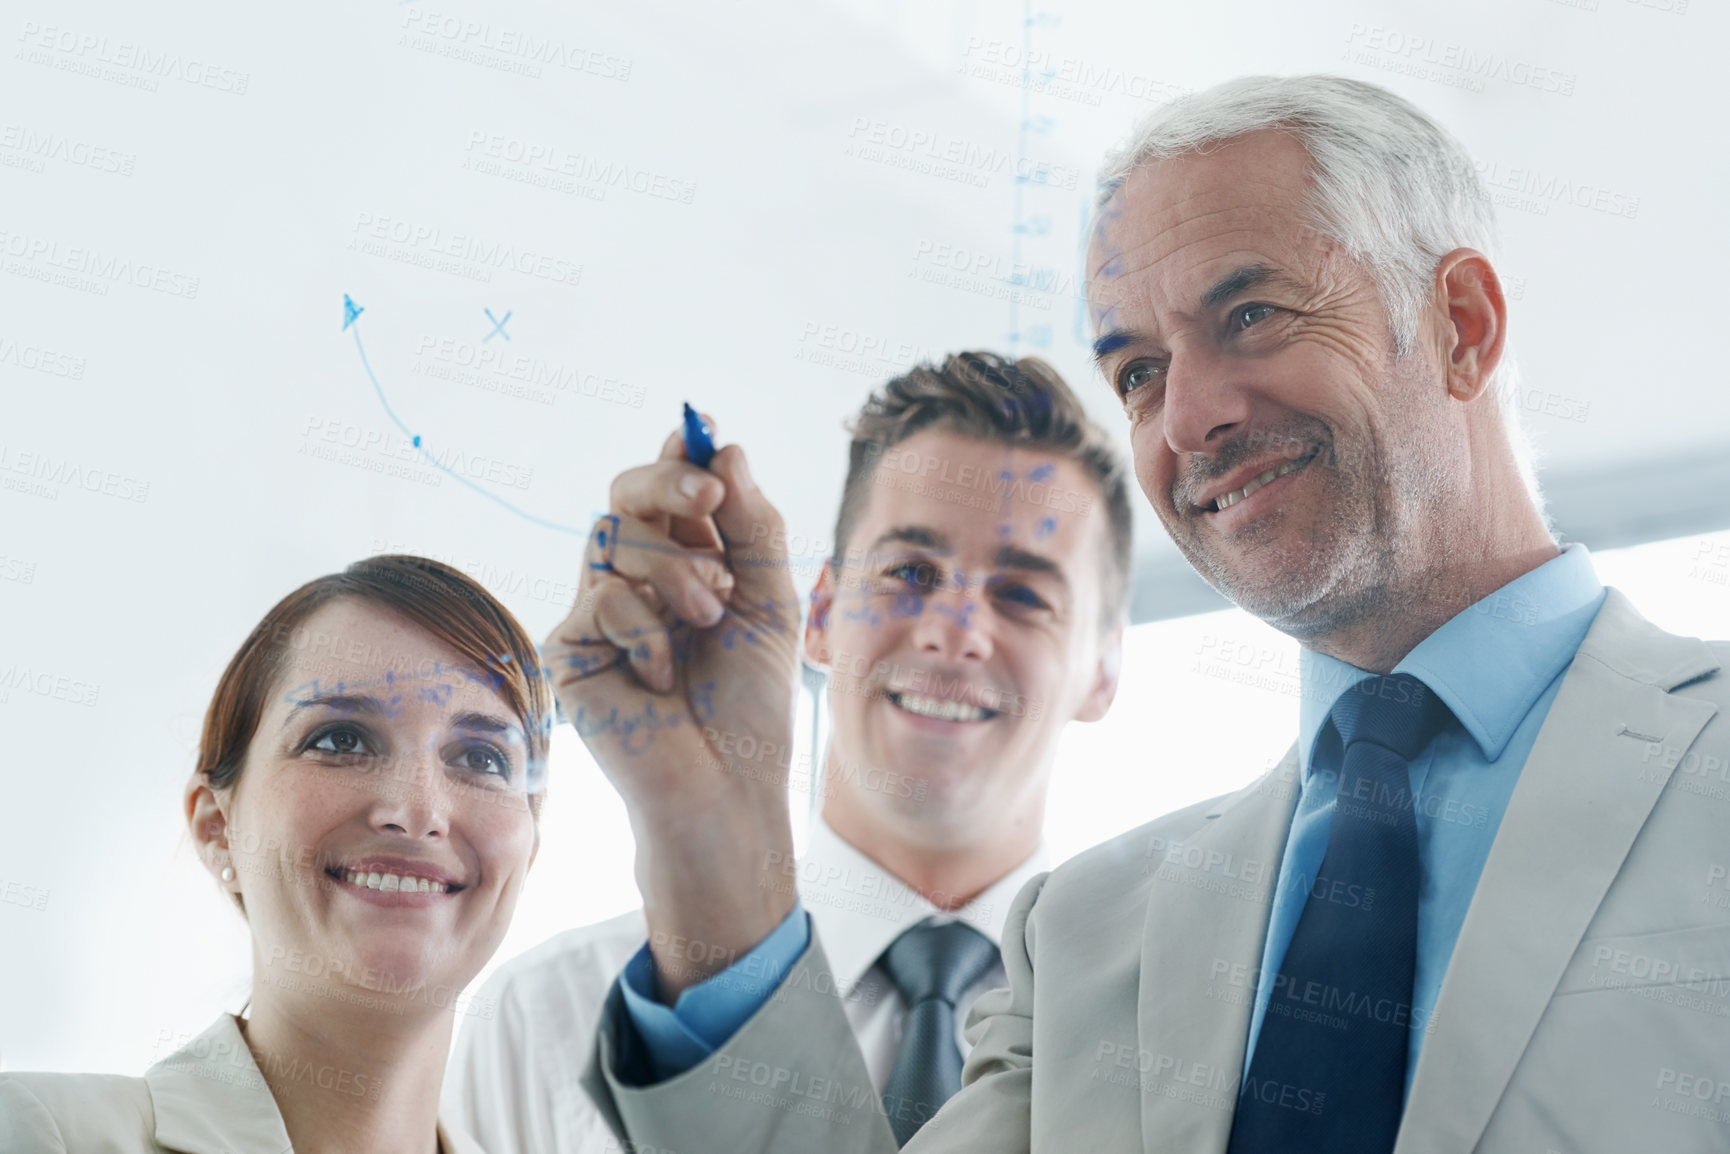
top-left (831, 351), bottom-right (1134, 628)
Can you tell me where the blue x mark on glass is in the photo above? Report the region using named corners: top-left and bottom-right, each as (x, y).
top-left (484, 308), bottom-right (513, 341)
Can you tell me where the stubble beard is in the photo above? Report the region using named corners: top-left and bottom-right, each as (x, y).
top-left (1167, 420), bottom-right (1433, 647)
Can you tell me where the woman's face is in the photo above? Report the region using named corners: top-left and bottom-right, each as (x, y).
top-left (202, 598), bottom-right (538, 1016)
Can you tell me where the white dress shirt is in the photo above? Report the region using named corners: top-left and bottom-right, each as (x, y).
top-left (444, 816), bottom-right (1048, 1154)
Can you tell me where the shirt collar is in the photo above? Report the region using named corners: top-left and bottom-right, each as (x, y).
top-left (1297, 543), bottom-right (1605, 776)
top-left (798, 814), bottom-right (1048, 996)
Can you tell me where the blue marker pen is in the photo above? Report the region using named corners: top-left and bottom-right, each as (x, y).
top-left (682, 402), bottom-right (716, 468)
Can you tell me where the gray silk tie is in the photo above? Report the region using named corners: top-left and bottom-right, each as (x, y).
top-left (879, 919), bottom-right (1001, 1146)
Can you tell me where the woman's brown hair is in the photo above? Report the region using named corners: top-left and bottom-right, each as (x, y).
top-left (196, 555), bottom-right (551, 812)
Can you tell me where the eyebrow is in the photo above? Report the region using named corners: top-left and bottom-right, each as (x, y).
top-left (868, 526), bottom-right (953, 556)
top-left (1201, 263), bottom-right (1303, 309)
top-left (995, 545), bottom-right (1066, 586)
top-left (1091, 329), bottom-right (1138, 367)
top-left (285, 693), bottom-right (386, 721)
top-left (452, 711), bottom-right (527, 745)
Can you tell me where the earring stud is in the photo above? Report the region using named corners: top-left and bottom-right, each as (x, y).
top-left (220, 866), bottom-right (236, 882)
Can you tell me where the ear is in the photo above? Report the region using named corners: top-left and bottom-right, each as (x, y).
top-left (185, 772), bottom-right (239, 894)
top-left (1434, 248), bottom-right (1507, 404)
top-left (802, 562), bottom-right (838, 670)
top-left (1073, 621), bottom-right (1124, 724)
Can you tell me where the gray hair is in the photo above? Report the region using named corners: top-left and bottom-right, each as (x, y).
top-left (1097, 74), bottom-right (1544, 518)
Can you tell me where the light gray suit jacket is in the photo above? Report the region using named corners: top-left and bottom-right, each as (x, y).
top-left (0, 1014), bottom-right (486, 1153)
top-left (582, 590), bottom-right (1730, 1152)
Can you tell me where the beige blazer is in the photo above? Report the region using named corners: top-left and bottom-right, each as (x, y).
top-left (0, 1014), bottom-right (485, 1154)
top-left (582, 590), bottom-right (1730, 1152)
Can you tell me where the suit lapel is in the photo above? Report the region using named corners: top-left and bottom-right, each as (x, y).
top-left (1396, 590), bottom-right (1720, 1154)
top-left (145, 1014), bottom-right (294, 1154)
top-left (1137, 748), bottom-right (1300, 1154)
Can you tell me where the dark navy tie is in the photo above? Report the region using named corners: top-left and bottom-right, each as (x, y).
top-left (879, 919), bottom-right (1001, 1147)
top-left (1227, 672), bottom-right (1453, 1154)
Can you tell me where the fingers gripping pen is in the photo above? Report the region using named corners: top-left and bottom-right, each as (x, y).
top-left (682, 402), bottom-right (716, 469)
top-left (681, 401), bottom-right (732, 567)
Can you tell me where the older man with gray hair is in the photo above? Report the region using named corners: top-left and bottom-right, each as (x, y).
top-left (571, 74), bottom-right (1729, 1153)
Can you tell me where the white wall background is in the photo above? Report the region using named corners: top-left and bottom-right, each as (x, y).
top-left (2, 0), bottom-right (1725, 1073)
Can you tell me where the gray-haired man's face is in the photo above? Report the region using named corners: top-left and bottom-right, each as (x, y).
top-left (1085, 129), bottom-right (1461, 641)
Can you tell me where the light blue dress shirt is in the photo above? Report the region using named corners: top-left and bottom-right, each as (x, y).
top-left (618, 900), bottom-right (811, 1082)
top-left (1243, 544), bottom-right (1605, 1097)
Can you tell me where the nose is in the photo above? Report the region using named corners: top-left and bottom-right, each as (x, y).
top-left (1162, 344), bottom-right (1253, 456)
top-left (908, 579), bottom-right (993, 664)
top-left (370, 746), bottom-right (452, 841)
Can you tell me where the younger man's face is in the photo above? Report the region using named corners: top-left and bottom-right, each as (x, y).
top-left (807, 428), bottom-right (1120, 843)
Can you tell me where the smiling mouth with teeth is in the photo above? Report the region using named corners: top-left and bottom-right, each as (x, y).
top-left (885, 691), bottom-right (999, 723)
top-left (325, 867), bottom-right (459, 895)
top-left (1210, 452), bottom-right (1317, 513)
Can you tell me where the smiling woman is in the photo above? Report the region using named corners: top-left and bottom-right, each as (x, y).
top-left (0, 555), bottom-right (551, 1154)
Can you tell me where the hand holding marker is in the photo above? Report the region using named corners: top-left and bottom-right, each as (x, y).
top-left (541, 403), bottom-right (801, 997)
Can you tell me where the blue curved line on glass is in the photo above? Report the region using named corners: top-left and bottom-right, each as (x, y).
top-left (345, 301), bottom-right (585, 536)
